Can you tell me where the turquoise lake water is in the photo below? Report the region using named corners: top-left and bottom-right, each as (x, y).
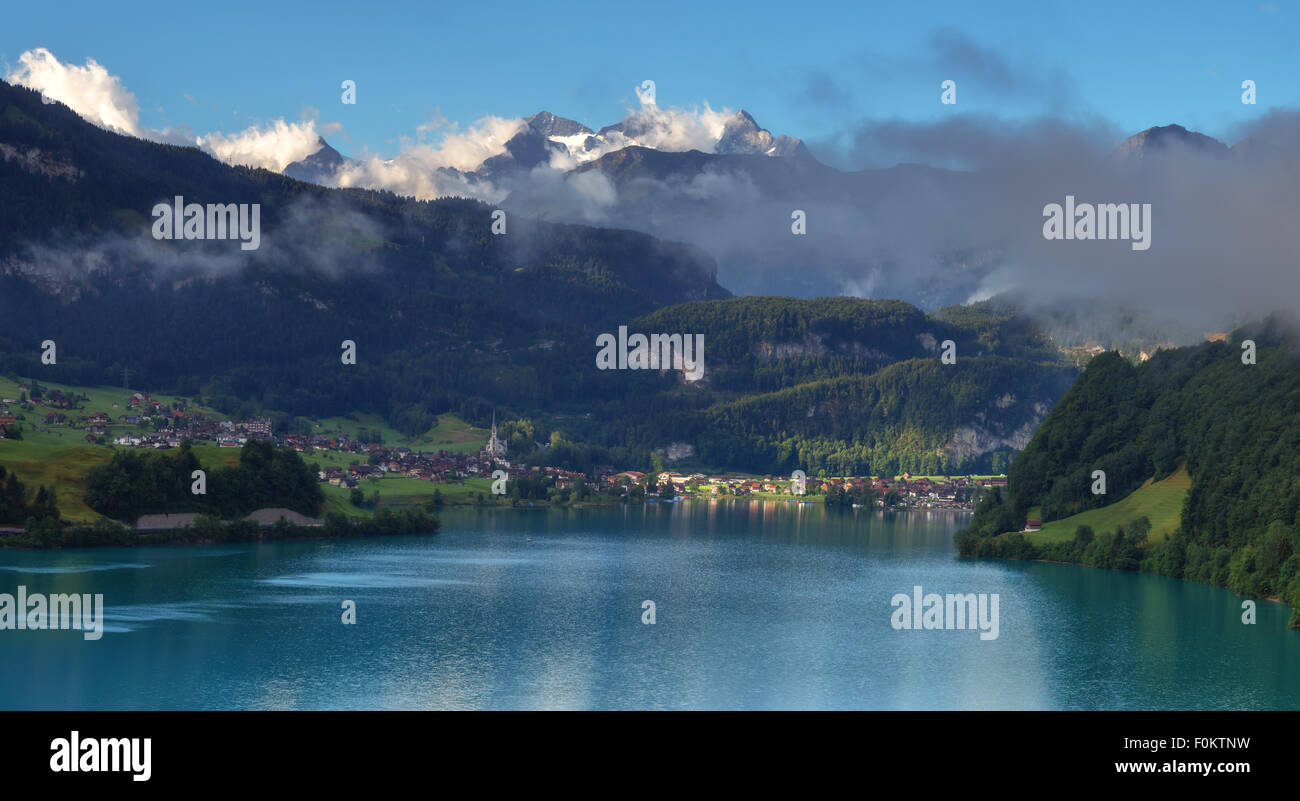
top-left (0, 502), bottom-right (1296, 709)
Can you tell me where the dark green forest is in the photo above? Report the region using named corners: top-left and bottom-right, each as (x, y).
top-left (957, 316), bottom-right (1300, 626)
top-left (0, 464), bottom-right (59, 524)
top-left (83, 439), bottom-right (324, 522)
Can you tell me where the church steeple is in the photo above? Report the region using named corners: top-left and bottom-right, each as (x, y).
top-left (483, 410), bottom-right (507, 461)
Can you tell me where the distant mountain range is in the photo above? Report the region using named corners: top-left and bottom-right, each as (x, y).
top-left (287, 111), bottom-right (1242, 187)
top-left (285, 107), bottom-right (811, 182)
top-left (285, 111), bottom-right (1280, 308)
top-left (0, 79), bottom-right (1074, 475)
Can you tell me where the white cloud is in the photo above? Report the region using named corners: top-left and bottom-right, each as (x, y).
top-left (7, 47), bottom-right (144, 137)
top-left (328, 115), bottom-right (524, 201)
top-left (621, 102), bottom-right (732, 153)
top-left (8, 48), bottom-right (327, 174)
top-left (199, 119), bottom-right (323, 172)
top-left (428, 115), bottom-right (526, 171)
top-left (4, 49), bottom-right (735, 203)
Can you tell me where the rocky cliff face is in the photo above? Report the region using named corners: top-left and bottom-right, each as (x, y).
top-left (945, 401), bottom-right (1049, 462)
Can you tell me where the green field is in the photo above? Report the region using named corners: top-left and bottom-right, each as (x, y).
top-left (0, 375), bottom-right (487, 456)
top-left (1, 374), bottom-right (495, 523)
top-left (0, 438), bottom-right (112, 522)
top-left (1024, 466), bottom-right (1191, 544)
top-left (321, 483), bottom-right (371, 518)
top-left (322, 474), bottom-right (497, 515)
top-left (313, 412), bottom-right (487, 452)
top-left (424, 415), bottom-right (490, 453)
top-left (0, 376), bottom-right (221, 420)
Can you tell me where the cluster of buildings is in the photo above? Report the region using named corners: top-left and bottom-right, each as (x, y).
top-left (318, 415), bottom-right (573, 489)
top-left (316, 447), bottom-right (518, 489)
top-left (4, 386), bottom-right (211, 444)
top-left (1, 385), bottom-right (79, 438)
top-left (0, 401), bottom-right (16, 439)
top-left (3, 387), bottom-right (1006, 509)
top-left (598, 471), bottom-right (1000, 508)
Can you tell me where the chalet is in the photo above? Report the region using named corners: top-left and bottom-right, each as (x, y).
top-left (349, 464), bottom-right (383, 480)
top-left (1024, 519), bottom-right (1043, 532)
top-left (120, 414), bottom-right (140, 424)
top-left (0, 415), bottom-right (15, 426)
top-left (88, 412), bottom-right (110, 424)
top-left (43, 412), bottom-right (67, 424)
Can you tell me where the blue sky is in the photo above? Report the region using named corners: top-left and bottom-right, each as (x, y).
top-left (3, 0), bottom-right (1295, 162)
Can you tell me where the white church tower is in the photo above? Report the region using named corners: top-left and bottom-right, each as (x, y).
top-left (483, 411), bottom-right (508, 461)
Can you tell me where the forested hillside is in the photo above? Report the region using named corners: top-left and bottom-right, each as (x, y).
top-left (957, 316), bottom-right (1300, 626)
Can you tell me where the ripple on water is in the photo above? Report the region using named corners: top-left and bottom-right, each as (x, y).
top-left (0, 563), bottom-right (152, 574)
top-left (101, 601), bottom-right (245, 631)
top-left (256, 572), bottom-right (477, 589)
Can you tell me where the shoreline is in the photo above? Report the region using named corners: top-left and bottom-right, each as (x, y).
top-left (0, 499), bottom-right (977, 549)
top-left (0, 508), bottom-right (439, 550)
top-left (966, 552), bottom-right (1297, 619)
top-left (447, 497), bottom-right (975, 512)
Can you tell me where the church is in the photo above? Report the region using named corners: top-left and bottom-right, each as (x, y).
top-left (482, 412), bottom-right (508, 463)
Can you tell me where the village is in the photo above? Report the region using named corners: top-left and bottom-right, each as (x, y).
top-left (0, 382), bottom-right (1002, 510)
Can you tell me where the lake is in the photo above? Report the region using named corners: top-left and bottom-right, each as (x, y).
top-left (1, 501), bottom-right (1296, 709)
